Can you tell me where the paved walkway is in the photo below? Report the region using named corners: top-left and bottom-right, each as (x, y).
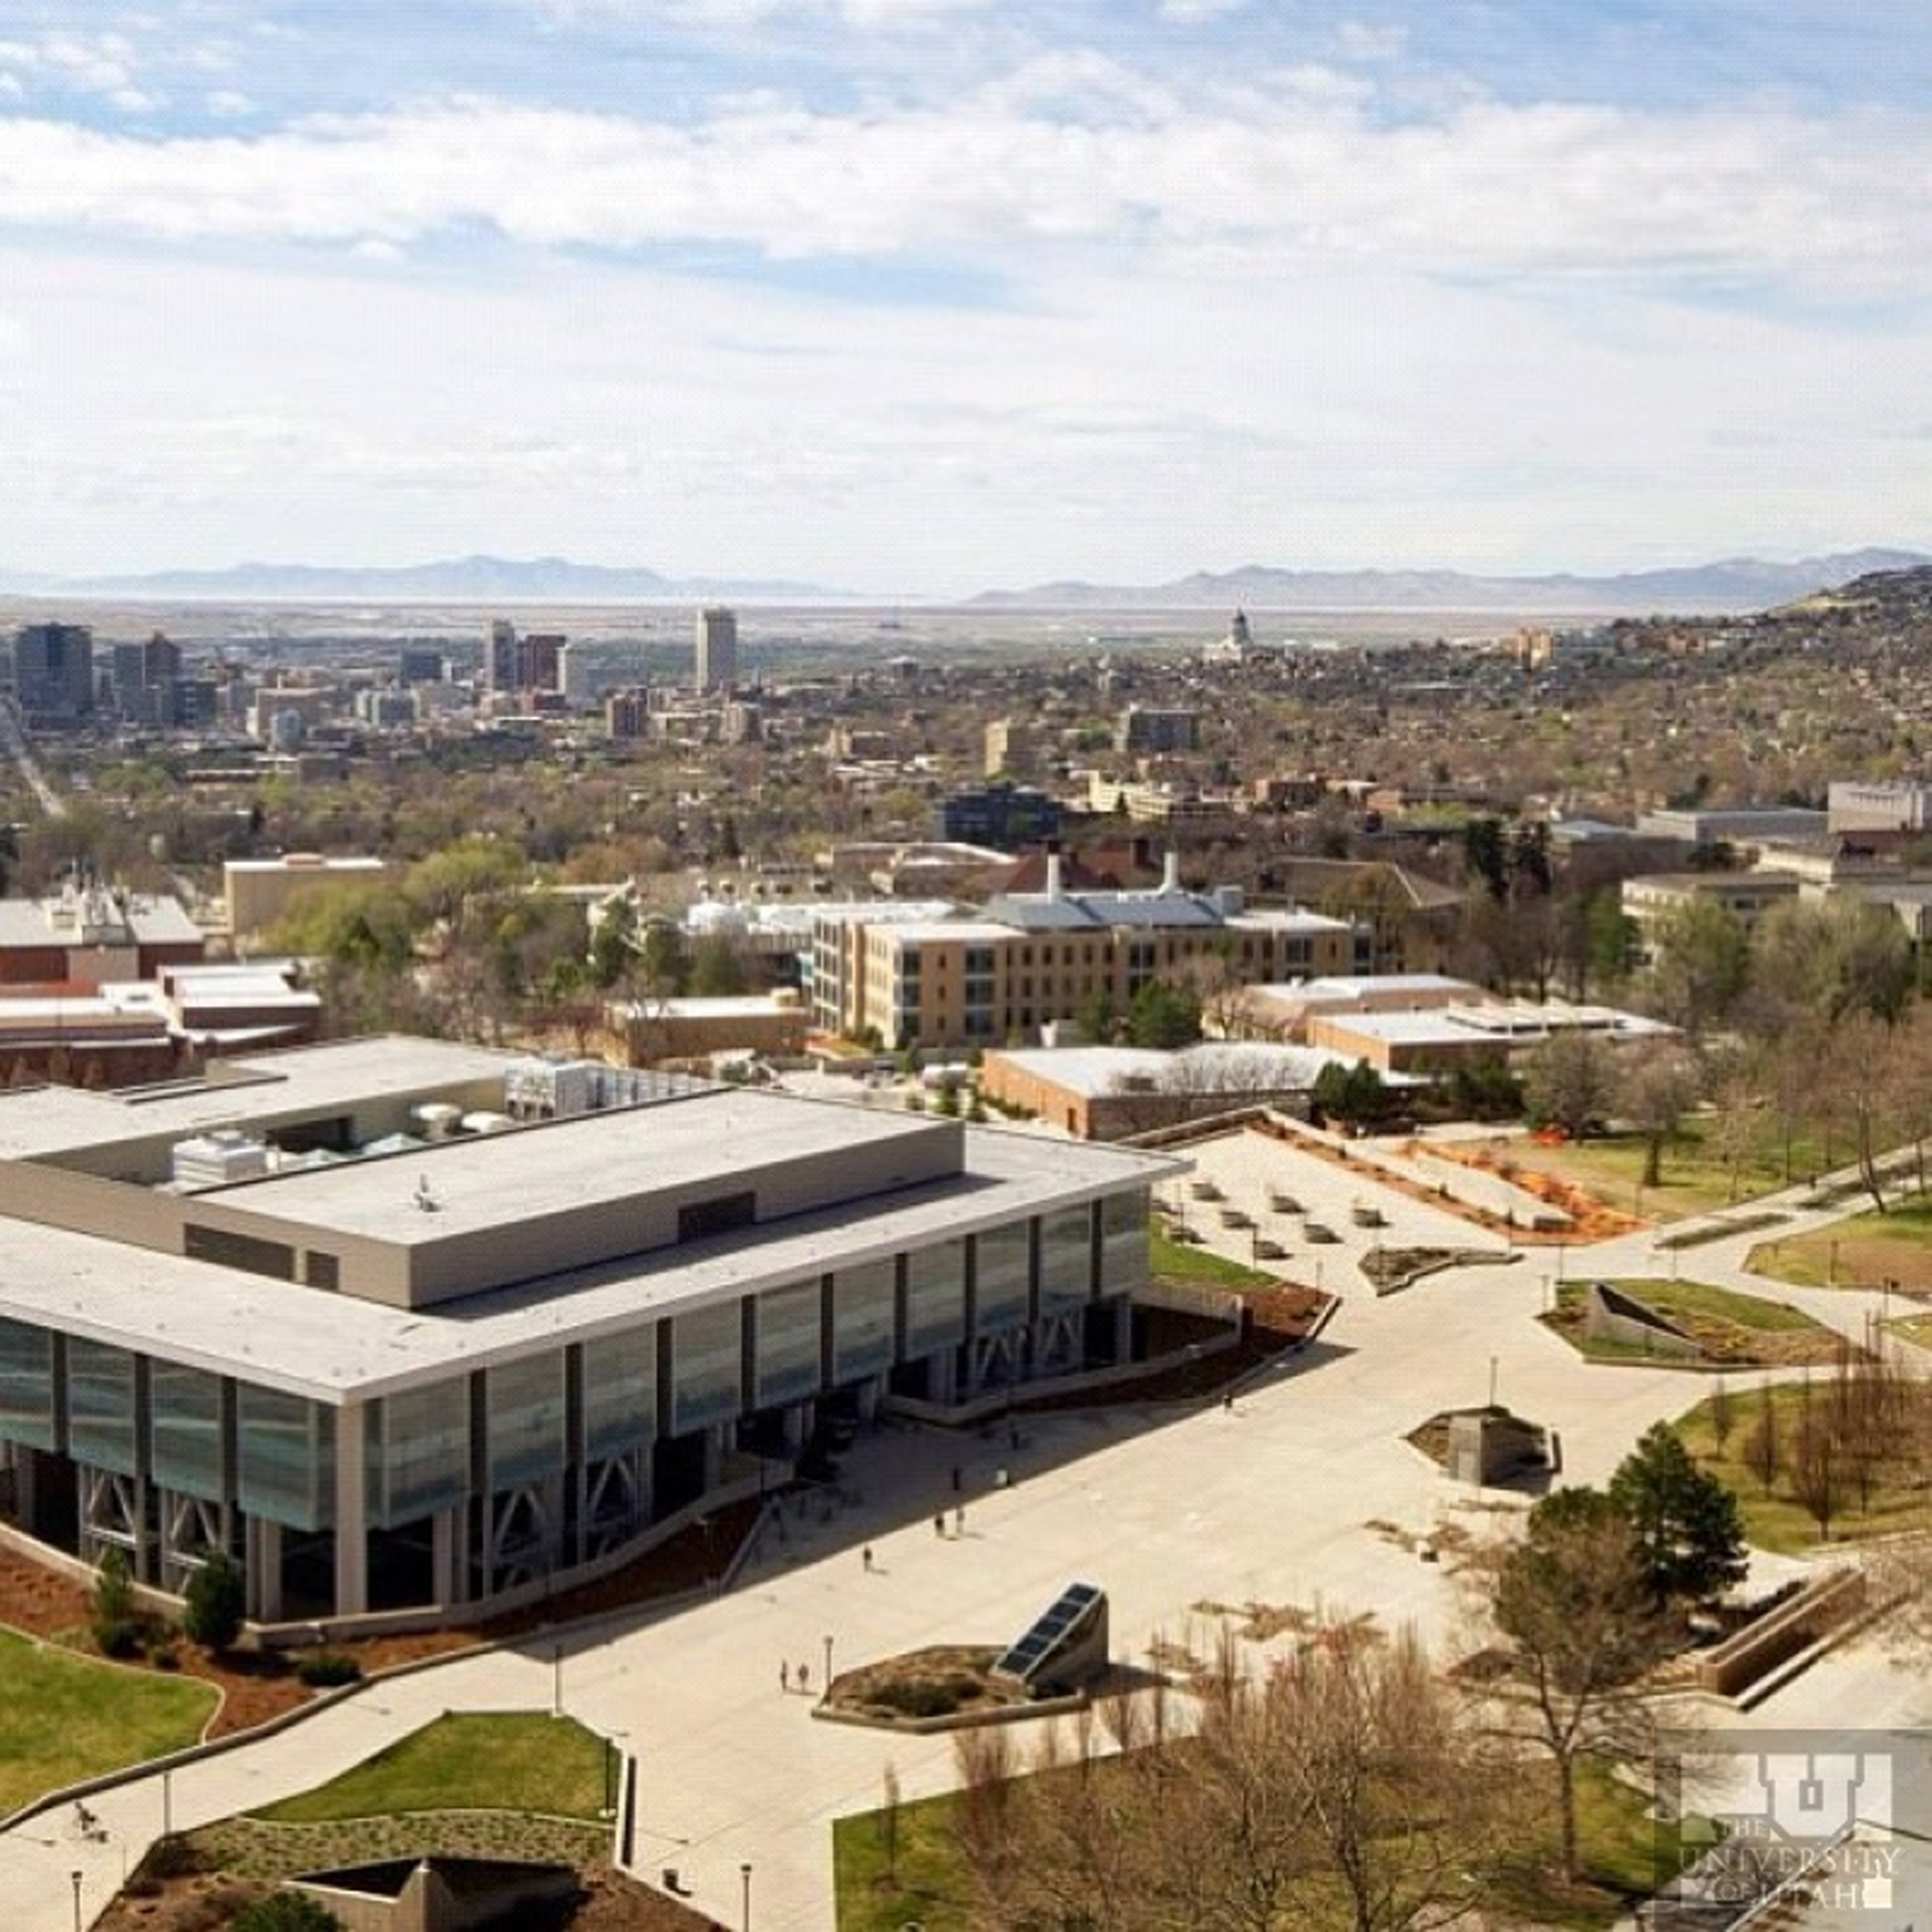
top-left (7, 1130), bottom-right (1926, 1931)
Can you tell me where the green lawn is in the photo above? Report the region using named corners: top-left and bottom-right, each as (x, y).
top-left (0, 1627), bottom-right (217, 1812)
top-left (253, 1713), bottom-right (609, 1824)
top-left (1546, 1278), bottom-right (1827, 1368)
top-left (1518, 1123), bottom-right (1839, 1224)
top-left (1889, 1311), bottom-right (1932, 1348)
top-left (1608, 1279), bottom-right (1816, 1331)
top-left (1676, 1385), bottom-right (1929, 1554)
top-left (833, 1754), bottom-right (1694, 1931)
top-left (1150, 1224), bottom-right (1272, 1289)
top-left (1747, 1193), bottom-right (1932, 1292)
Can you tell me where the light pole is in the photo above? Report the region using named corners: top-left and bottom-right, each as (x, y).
top-left (1487, 1355), bottom-right (1499, 1410)
top-left (162, 1766), bottom-right (172, 1840)
top-left (822, 1633), bottom-right (833, 1697)
top-left (552, 1641), bottom-right (564, 1717)
top-left (70, 1870), bottom-right (81, 1932)
top-left (741, 1860), bottom-right (753, 1931)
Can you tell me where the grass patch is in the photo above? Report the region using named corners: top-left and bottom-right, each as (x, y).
top-left (1675, 1385), bottom-right (1929, 1554)
top-left (1150, 1224), bottom-right (1272, 1288)
top-left (1657, 1211), bottom-right (1786, 1251)
top-left (0, 1626), bottom-right (217, 1812)
top-left (833, 1753), bottom-right (1693, 1932)
top-left (834, 1789), bottom-right (972, 1932)
top-left (252, 1713), bottom-right (609, 1824)
top-left (1746, 1193), bottom-right (1932, 1291)
top-left (1514, 1124), bottom-right (1839, 1224)
top-left (1545, 1279), bottom-right (1834, 1368)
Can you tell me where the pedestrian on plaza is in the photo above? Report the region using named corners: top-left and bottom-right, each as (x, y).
top-left (799, 1662), bottom-right (811, 1695)
top-left (1223, 1393), bottom-right (1234, 1414)
top-left (934, 1511), bottom-right (946, 1538)
top-left (953, 1504), bottom-right (964, 1536)
top-left (780, 1660), bottom-right (789, 1693)
top-left (862, 1543), bottom-right (874, 1571)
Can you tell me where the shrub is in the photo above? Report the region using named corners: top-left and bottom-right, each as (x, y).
top-left (91, 1546), bottom-right (138, 1658)
top-left (184, 1550), bottom-right (246, 1652)
top-left (295, 1651), bottom-right (363, 1689)
top-left (230, 1893), bottom-right (345, 1932)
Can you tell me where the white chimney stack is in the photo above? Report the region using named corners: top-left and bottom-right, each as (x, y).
top-left (1161, 849), bottom-right (1181, 895)
top-left (1045, 844), bottom-right (1063, 902)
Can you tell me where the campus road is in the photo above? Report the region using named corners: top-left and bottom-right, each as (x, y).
top-left (2, 1134), bottom-right (1925, 1930)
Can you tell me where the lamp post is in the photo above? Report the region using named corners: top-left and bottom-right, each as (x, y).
top-left (552, 1641), bottom-right (564, 1717)
top-left (822, 1633), bottom-right (834, 1698)
top-left (70, 1870), bottom-right (82, 1932)
top-left (741, 1860), bottom-right (753, 1931)
top-left (162, 1766), bottom-right (172, 1841)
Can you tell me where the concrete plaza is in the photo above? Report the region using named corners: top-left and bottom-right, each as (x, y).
top-left (6, 1125), bottom-right (1927, 1931)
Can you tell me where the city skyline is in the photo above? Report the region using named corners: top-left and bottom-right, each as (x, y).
top-left (2, 2), bottom-right (1929, 596)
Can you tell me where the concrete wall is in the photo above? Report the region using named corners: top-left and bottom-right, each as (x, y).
top-left (1583, 1281), bottom-right (1701, 1360)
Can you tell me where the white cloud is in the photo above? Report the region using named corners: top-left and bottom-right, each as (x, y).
top-left (205, 89), bottom-right (253, 117)
top-left (1158, 0), bottom-right (1245, 22)
top-left (0, 80), bottom-right (1922, 302)
top-left (1335, 21), bottom-right (1407, 62)
top-left (0, 30), bottom-right (148, 103)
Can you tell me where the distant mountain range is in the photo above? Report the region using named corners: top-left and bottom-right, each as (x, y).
top-left (1, 547), bottom-right (1926, 614)
top-left (966, 549), bottom-right (1932, 614)
top-left (0, 555), bottom-right (844, 603)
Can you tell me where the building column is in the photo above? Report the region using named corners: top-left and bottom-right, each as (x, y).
top-left (247, 1517), bottom-right (283, 1623)
top-left (1110, 1295), bottom-right (1133, 1365)
top-left (927, 1348), bottom-right (957, 1406)
top-left (431, 1506), bottom-right (461, 1608)
top-left (332, 1402), bottom-right (368, 1618)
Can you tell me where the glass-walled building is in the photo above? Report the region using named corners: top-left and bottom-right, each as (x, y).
top-left (0, 1038), bottom-right (1173, 1628)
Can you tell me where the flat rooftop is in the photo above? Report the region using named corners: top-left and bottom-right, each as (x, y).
top-left (0, 1036), bottom-right (514, 1162)
top-left (0, 1121), bottom-right (1179, 1402)
top-left (207, 1088), bottom-right (942, 1250)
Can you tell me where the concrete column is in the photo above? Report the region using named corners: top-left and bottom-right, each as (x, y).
top-left (431, 1506), bottom-right (460, 1607)
top-left (248, 1517), bottom-right (283, 1623)
top-left (857, 1376), bottom-right (881, 1423)
top-left (332, 1402), bottom-right (369, 1617)
top-left (1110, 1295), bottom-right (1133, 1365)
top-left (927, 1348), bottom-right (957, 1406)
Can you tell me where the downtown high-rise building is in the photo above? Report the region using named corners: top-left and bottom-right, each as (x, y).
top-left (11, 622), bottom-right (95, 723)
top-left (695, 606), bottom-right (737, 691)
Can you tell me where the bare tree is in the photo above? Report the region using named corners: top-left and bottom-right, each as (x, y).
top-left (1486, 1491), bottom-right (1664, 1887)
top-left (1787, 1376), bottom-right (1843, 1542)
top-left (952, 1616), bottom-right (1502, 1931)
top-left (1742, 1379), bottom-right (1781, 1496)
top-left (1615, 1041), bottom-right (1704, 1190)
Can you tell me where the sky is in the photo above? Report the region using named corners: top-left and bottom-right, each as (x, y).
top-left (0, 1), bottom-right (1929, 597)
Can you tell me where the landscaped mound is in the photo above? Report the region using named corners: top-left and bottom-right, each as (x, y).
top-left (825, 1645), bottom-right (1027, 1727)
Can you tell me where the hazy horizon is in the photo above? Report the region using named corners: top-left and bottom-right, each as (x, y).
top-left (2, 5), bottom-right (1928, 595)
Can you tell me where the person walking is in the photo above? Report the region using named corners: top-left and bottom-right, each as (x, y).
top-left (953, 1503), bottom-right (964, 1535)
top-left (862, 1543), bottom-right (874, 1571)
top-left (933, 1511), bottom-right (946, 1538)
top-left (780, 1660), bottom-right (789, 1693)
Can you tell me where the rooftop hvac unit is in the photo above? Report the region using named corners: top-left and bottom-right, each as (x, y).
top-left (171, 1129), bottom-right (271, 1189)
top-left (410, 1103), bottom-right (464, 1141)
top-left (459, 1110), bottom-right (515, 1136)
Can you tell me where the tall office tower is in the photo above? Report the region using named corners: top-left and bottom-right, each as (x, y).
top-left (557, 640), bottom-right (597, 708)
top-left (522, 632), bottom-right (564, 692)
top-left (12, 622), bottom-right (95, 723)
top-left (485, 618), bottom-right (519, 696)
top-left (695, 606), bottom-right (737, 691)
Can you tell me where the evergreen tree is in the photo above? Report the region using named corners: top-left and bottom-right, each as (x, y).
top-left (1608, 1422), bottom-right (1748, 1607)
